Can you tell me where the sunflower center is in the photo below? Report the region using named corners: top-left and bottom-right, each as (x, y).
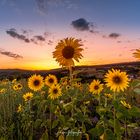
top-left (94, 85), bottom-right (99, 90)
top-left (53, 88), bottom-right (58, 94)
top-left (62, 46), bottom-right (74, 59)
top-left (18, 84), bottom-right (21, 88)
top-left (33, 80), bottom-right (40, 86)
top-left (49, 78), bottom-right (54, 83)
top-left (113, 76), bottom-right (122, 84)
top-left (26, 96), bottom-right (31, 100)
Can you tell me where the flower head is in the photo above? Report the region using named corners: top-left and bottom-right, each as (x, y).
top-left (133, 49), bottom-right (140, 59)
top-left (45, 74), bottom-right (57, 87)
top-left (48, 84), bottom-right (62, 100)
top-left (89, 79), bottom-right (103, 95)
top-left (17, 104), bottom-right (22, 112)
top-left (53, 37), bottom-right (83, 67)
top-left (28, 74), bottom-right (44, 91)
top-left (23, 92), bottom-right (33, 102)
top-left (104, 69), bottom-right (129, 92)
top-left (120, 100), bottom-right (131, 109)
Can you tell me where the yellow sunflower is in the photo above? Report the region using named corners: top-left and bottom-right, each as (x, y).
top-left (0, 88), bottom-right (6, 94)
top-left (16, 83), bottom-right (23, 90)
top-left (28, 74), bottom-right (44, 91)
top-left (89, 79), bottom-right (103, 95)
top-left (13, 85), bottom-right (18, 91)
top-left (104, 93), bottom-right (113, 99)
top-left (45, 74), bottom-right (57, 87)
top-left (120, 100), bottom-right (131, 109)
top-left (23, 92), bottom-right (33, 102)
top-left (17, 104), bottom-right (22, 113)
top-left (53, 37), bottom-right (83, 67)
top-left (48, 84), bottom-right (62, 100)
top-left (104, 69), bottom-right (129, 92)
top-left (133, 49), bottom-right (140, 59)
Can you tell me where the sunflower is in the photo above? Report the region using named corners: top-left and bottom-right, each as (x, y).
top-left (133, 49), bottom-right (140, 59)
top-left (0, 88), bottom-right (6, 94)
top-left (104, 69), bottom-right (129, 92)
top-left (45, 74), bottom-right (57, 87)
top-left (104, 93), bottom-right (112, 99)
top-left (48, 84), bottom-right (62, 100)
top-left (13, 85), bottom-right (18, 91)
top-left (120, 100), bottom-right (131, 109)
top-left (23, 92), bottom-right (33, 102)
top-left (89, 79), bottom-right (103, 95)
top-left (53, 37), bottom-right (83, 67)
top-left (16, 83), bottom-right (23, 90)
top-left (12, 79), bottom-right (17, 83)
top-left (17, 104), bottom-right (22, 113)
top-left (28, 74), bottom-right (44, 91)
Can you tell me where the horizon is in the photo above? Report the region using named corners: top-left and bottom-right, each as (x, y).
top-left (0, 60), bottom-right (139, 71)
top-left (0, 0), bottom-right (140, 70)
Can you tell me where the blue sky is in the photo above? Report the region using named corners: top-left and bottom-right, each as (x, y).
top-left (0, 0), bottom-right (140, 69)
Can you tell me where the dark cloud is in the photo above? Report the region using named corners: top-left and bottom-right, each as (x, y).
top-left (0, 49), bottom-right (23, 59)
top-left (72, 18), bottom-right (90, 31)
top-left (48, 40), bottom-right (53, 45)
top-left (71, 18), bottom-right (97, 33)
top-left (30, 35), bottom-right (46, 45)
top-left (6, 28), bottom-right (51, 45)
top-left (6, 29), bottom-right (30, 43)
top-left (34, 35), bottom-right (45, 41)
top-left (109, 33), bottom-right (120, 39)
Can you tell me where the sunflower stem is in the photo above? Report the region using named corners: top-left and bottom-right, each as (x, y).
top-left (98, 94), bottom-right (101, 105)
top-left (50, 100), bottom-right (52, 139)
top-left (105, 97), bottom-right (107, 107)
top-left (125, 117), bottom-right (127, 140)
top-left (113, 92), bottom-right (116, 134)
top-left (69, 66), bottom-right (73, 85)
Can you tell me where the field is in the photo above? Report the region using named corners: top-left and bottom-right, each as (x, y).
top-left (0, 62), bottom-right (140, 140)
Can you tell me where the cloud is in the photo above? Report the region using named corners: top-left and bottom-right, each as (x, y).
top-left (34, 35), bottom-right (45, 41)
top-left (6, 28), bottom-right (54, 46)
top-left (108, 33), bottom-right (120, 39)
top-left (0, 49), bottom-right (23, 59)
top-left (6, 28), bottom-right (30, 43)
top-left (71, 18), bottom-right (97, 33)
top-left (30, 35), bottom-right (46, 45)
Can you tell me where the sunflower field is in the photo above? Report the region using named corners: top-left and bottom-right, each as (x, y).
top-left (0, 38), bottom-right (140, 140)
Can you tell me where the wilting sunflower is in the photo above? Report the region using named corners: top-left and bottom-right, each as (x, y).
top-left (28, 74), bottom-right (44, 91)
top-left (53, 37), bottom-right (83, 67)
top-left (104, 69), bottom-right (129, 92)
top-left (23, 92), bottom-right (33, 102)
top-left (133, 49), bottom-right (140, 59)
top-left (89, 79), bottom-right (103, 95)
top-left (48, 84), bottom-right (62, 100)
top-left (45, 74), bottom-right (57, 87)
top-left (120, 100), bottom-right (131, 109)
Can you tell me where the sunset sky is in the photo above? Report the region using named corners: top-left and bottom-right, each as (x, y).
top-left (0, 0), bottom-right (140, 70)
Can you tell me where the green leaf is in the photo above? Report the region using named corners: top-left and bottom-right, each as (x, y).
top-left (129, 106), bottom-right (140, 117)
top-left (58, 134), bottom-right (65, 140)
top-left (104, 129), bottom-right (116, 140)
top-left (34, 119), bottom-right (42, 128)
top-left (134, 88), bottom-right (140, 94)
top-left (52, 120), bottom-right (59, 129)
top-left (40, 131), bottom-right (49, 140)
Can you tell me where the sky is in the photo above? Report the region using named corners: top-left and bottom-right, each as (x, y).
top-left (0, 0), bottom-right (140, 70)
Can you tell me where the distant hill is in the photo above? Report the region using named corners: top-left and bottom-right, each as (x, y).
top-left (0, 61), bottom-right (140, 81)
